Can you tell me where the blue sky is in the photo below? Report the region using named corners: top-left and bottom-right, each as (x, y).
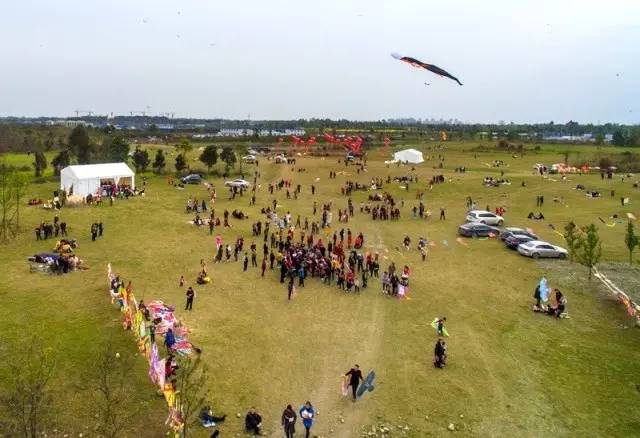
top-left (1, 0), bottom-right (638, 122)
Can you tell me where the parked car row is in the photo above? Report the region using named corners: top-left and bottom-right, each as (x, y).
top-left (459, 212), bottom-right (568, 260)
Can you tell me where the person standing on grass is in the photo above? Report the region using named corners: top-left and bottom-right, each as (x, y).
top-left (345, 364), bottom-right (363, 401)
top-left (164, 328), bottom-right (176, 353)
top-left (243, 252), bottom-right (249, 271)
top-left (261, 258), bottom-right (266, 277)
top-left (439, 207), bottom-right (446, 220)
top-left (434, 338), bottom-right (447, 368)
top-left (281, 404), bottom-right (297, 438)
top-left (287, 279), bottom-right (295, 300)
top-left (98, 221), bottom-right (104, 237)
top-left (185, 286), bottom-right (195, 311)
top-left (436, 317), bottom-right (447, 336)
top-left (244, 407), bottom-right (263, 435)
top-left (298, 265), bottom-right (305, 287)
top-left (299, 401), bottom-right (315, 438)
top-left (91, 223), bottom-right (98, 241)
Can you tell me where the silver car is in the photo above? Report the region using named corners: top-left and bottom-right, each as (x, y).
top-left (466, 210), bottom-right (504, 226)
top-left (517, 240), bottom-right (568, 259)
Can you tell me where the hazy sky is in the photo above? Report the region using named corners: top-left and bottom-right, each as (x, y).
top-left (1, 0), bottom-right (639, 123)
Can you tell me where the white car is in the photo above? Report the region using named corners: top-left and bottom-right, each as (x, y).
top-left (224, 179), bottom-right (251, 188)
top-left (466, 210), bottom-right (504, 226)
top-left (274, 154), bottom-right (289, 164)
top-left (242, 155), bottom-right (257, 163)
top-left (517, 240), bottom-right (568, 259)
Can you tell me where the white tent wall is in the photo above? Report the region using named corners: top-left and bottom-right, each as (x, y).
top-left (392, 148), bottom-right (424, 164)
top-left (59, 163), bottom-right (135, 197)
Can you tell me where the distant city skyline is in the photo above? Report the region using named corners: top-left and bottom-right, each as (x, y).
top-left (1, 0), bottom-right (638, 123)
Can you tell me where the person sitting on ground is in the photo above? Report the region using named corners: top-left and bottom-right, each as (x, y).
top-left (548, 289), bottom-right (567, 318)
top-left (200, 405), bottom-right (226, 428)
top-left (528, 212), bottom-right (545, 220)
top-left (245, 407), bottom-right (263, 435)
top-left (196, 270), bottom-right (210, 285)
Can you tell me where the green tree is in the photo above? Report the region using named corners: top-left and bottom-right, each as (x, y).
top-left (147, 124), bottom-right (160, 136)
top-left (199, 145), bottom-right (218, 174)
top-left (44, 131), bottom-right (55, 151)
top-left (175, 153), bottom-right (187, 172)
top-left (563, 221), bottom-right (582, 263)
top-left (153, 149), bottom-right (166, 173)
top-left (612, 131), bottom-right (627, 147)
top-left (577, 224), bottom-right (602, 280)
top-left (106, 136), bottom-right (130, 162)
top-left (175, 356), bottom-right (208, 438)
top-left (594, 133), bottom-right (605, 145)
top-left (51, 150), bottom-right (71, 176)
top-left (68, 125), bottom-right (92, 163)
top-left (220, 146), bottom-right (236, 172)
top-left (131, 147), bottom-right (150, 172)
top-left (625, 221), bottom-right (639, 264)
top-left (177, 139), bottom-right (192, 154)
top-left (33, 151), bottom-right (47, 177)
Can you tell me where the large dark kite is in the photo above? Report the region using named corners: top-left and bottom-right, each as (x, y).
top-left (391, 53), bottom-right (463, 86)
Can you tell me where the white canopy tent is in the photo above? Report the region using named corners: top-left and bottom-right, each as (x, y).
top-left (60, 163), bottom-right (135, 196)
top-left (392, 148), bottom-right (424, 164)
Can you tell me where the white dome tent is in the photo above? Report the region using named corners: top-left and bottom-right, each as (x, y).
top-left (60, 163), bottom-right (135, 197)
top-left (391, 148), bottom-right (424, 164)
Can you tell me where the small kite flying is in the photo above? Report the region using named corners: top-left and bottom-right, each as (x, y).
top-left (391, 53), bottom-right (463, 86)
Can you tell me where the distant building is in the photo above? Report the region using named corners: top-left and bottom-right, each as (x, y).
top-left (47, 119), bottom-right (90, 128)
top-left (216, 128), bottom-right (255, 137)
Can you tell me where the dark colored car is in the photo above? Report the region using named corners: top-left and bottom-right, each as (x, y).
top-left (504, 234), bottom-right (536, 249)
top-left (181, 174), bottom-right (202, 184)
top-left (458, 222), bottom-right (501, 237)
top-left (500, 227), bottom-right (538, 241)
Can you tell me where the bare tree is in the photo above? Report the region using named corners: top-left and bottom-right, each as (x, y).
top-left (93, 338), bottom-right (136, 438)
top-left (175, 356), bottom-right (209, 438)
top-left (1, 336), bottom-right (55, 437)
top-left (0, 164), bottom-right (28, 241)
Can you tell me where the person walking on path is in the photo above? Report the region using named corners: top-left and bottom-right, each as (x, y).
top-left (281, 404), bottom-right (297, 438)
top-left (287, 279), bottom-right (295, 301)
top-left (299, 401), bottom-right (315, 438)
top-left (185, 286), bottom-right (195, 311)
top-left (345, 365), bottom-right (363, 401)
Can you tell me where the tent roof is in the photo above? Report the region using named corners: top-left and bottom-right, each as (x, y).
top-left (393, 148), bottom-right (424, 163)
top-left (394, 148), bottom-right (422, 155)
top-left (62, 163), bottom-right (134, 179)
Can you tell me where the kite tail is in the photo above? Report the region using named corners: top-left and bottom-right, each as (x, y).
top-left (456, 79), bottom-right (463, 86)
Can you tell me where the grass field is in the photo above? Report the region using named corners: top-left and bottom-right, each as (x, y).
top-left (1, 143), bottom-right (640, 437)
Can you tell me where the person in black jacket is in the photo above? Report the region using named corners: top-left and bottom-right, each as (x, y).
top-left (245, 407), bottom-right (262, 435)
top-left (434, 339), bottom-right (447, 368)
top-left (281, 404), bottom-right (297, 438)
top-left (345, 364), bottom-right (363, 401)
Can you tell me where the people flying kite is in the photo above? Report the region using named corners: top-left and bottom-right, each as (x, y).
top-left (391, 53), bottom-right (463, 86)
